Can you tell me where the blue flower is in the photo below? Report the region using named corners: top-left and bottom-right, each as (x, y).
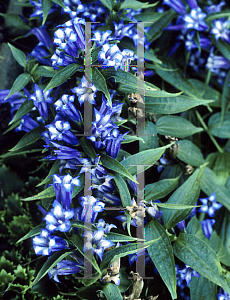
top-left (200, 219), bottom-right (215, 239)
top-left (113, 21), bottom-right (135, 40)
top-left (45, 141), bottom-right (82, 161)
top-left (76, 195), bottom-right (105, 223)
top-left (163, 0), bottom-right (186, 14)
top-left (46, 120), bottom-right (79, 145)
top-left (211, 19), bottom-right (230, 43)
top-left (205, 2), bottom-right (225, 14)
top-left (217, 289), bottom-right (230, 300)
top-left (52, 173), bottom-right (80, 210)
top-left (183, 8), bottom-right (208, 31)
top-left (91, 30), bottom-right (115, 47)
top-left (71, 76), bottom-right (97, 106)
top-left (54, 94), bottom-right (82, 122)
top-left (30, 0), bottom-right (58, 19)
top-left (44, 200), bottom-right (74, 232)
top-left (48, 259), bottom-right (82, 282)
top-left (15, 114), bottom-right (40, 132)
top-left (106, 129), bottom-right (128, 159)
top-left (177, 264), bottom-right (199, 286)
top-left (32, 229), bottom-right (68, 255)
top-left (28, 26), bottom-right (53, 49)
top-left (198, 192), bottom-right (222, 217)
top-left (30, 84), bottom-right (53, 119)
top-left (83, 219), bottom-right (116, 260)
top-left (0, 90), bottom-right (25, 117)
top-left (98, 44), bottom-right (123, 70)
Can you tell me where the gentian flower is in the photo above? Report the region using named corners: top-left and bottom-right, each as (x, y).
top-left (71, 76), bottom-right (97, 106)
top-left (205, 1), bottom-right (226, 14)
top-left (30, 0), bottom-right (58, 19)
top-left (44, 200), bottom-right (74, 232)
top-left (163, 0), bottom-right (186, 14)
top-left (52, 173), bottom-right (80, 210)
top-left (200, 219), bottom-right (215, 239)
top-left (46, 120), bottom-right (79, 145)
top-left (28, 26), bottom-right (53, 49)
top-left (177, 264), bottom-right (200, 286)
top-left (210, 20), bottom-right (230, 43)
top-left (30, 84), bottom-right (53, 119)
top-left (48, 259), bottom-right (82, 282)
top-left (15, 114), bottom-right (40, 132)
top-left (91, 30), bottom-right (115, 47)
top-left (113, 20), bottom-right (135, 40)
top-left (198, 192), bottom-right (222, 217)
top-left (54, 94), bottom-right (81, 122)
top-left (98, 44), bottom-right (123, 70)
top-left (76, 195), bottom-right (105, 223)
top-left (217, 289), bottom-right (230, 300)
top-left (45, 141), bottom-right (82, 161)
top-left (62, 0), bottom-right (84, 17)
top-left (183, 8), bottom-right (209, 31)
top-left (0, 90), bottom-right (25, 117)
top-left (32, 228), bottom-right (68, 255)
top-left (83, 219), bottom-right (116, 260)
top-left (106, 129), bottom-right (128, 159)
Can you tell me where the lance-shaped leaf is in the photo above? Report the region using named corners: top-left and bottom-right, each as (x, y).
top-left (80, 137), bottom-right (97, 159)
top-left (208, 112), bottom-right (230, 139)
top-left (30, 249), bottom-right (74, 287)
top-left (120, 144), bottom-right (173, 176)
top-left (145, 176), bottom-right (180, 202)
top-left (9, 99), bottom-right (33, 125)
top-left (106, 232), bottom-right (144, 242)
top-left (139, 121), bottom-right (158, 152)
top-left (44, 63), bottom-right (81, 92)
top-left (42, 0), bottom-right (52, 25)
top-left (120, 0), bottom-right (156, 10)
top-left (146, 219), bottom-right (176, 299)
top-left (103, 283), bottom-right (123, 300)
top-left (190, 274), bottom-right (217, 300)
top-left (5, 73), bottom-right (30, 100)
top-left (221, 70), bottom-right (230, 123)
top-left (8, 43), bottom-right (27, 68)
top-left (161, 163), bottom-right (207, 229)
top-left (210, 232), bottom-right (230, 267)
top-left (9, 127), bottom-right (44, 152)
top-left (100, 239), bottom-right (160, 270)
top-left (156, 116), bottom-right (203, 138)
top-left (92, 68), bottom-right (111, 106)
top-left (173, 233), bottom-right (230, 294)
top-left (21, 185), bottom-right (55, 201)
top-left (113, 174), bottom-right (131, 207)
top-left (100, 0), bottom-right (113, 11)
top-left (17, 224), bottom-right (44, 244)
top-left (99, 153), bottom-right (138, 183)
top-left (71, 220), bottom-right (97, 232)
top-left (201, 167), bottom-right (230, 211)
top-left (145, 95), bottom-right (213, 114)
top-left (177, 140), bottom-right (205, 167)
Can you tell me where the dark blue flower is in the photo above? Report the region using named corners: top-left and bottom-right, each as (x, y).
top-left (217, 289), bottom-right (230, 300)
top-left (32, 228), bottom-right (68, 255)
top-left (48, 259), bottom-right (82, 282)
top-left (163, 0), bottom-right (186, 14)
top-left (91, 30), bottom-right (115, 47)
top-left (98, 44), bottom-right (123, 70)
top-left (44, 200), bottom-right (74, 232)
top-left (28, 26), bottom-right (52, 49)
top-left (205, 2), bottom-right (225, 14)
top-left (200, 219), bottom-right (215, 239)
top-left (30, 84), bottom-right (53, 119)
top-left (54, 94), bottom-right (82, 122)
top-left (46, 120), bottom-right (79, 145)
top-left (52, 173), bottom-right (80, 210)
top-left (45, 141), bottom-right (82, 161)
top-left (71, 76), bottom-right (97, 106)
top-left (211, 19), bottom-right (230, 43)
top-left (106, 129), bottom-right (128, 159)
top-left (177, 264), bottom-right (199, 286)
top-left (76, 195), bottom-right (105, 223)
top-left (198, 192), bottom-right (222, 217)
top-left (183, 8), bottom-right (209, 31)
top-left (15, 114), bottom-right (40, 132)
top-left (0, 90), bottom-right (25, 116)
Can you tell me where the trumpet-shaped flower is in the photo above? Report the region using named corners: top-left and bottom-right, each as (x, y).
top-left (30, 84), bottom-right (53, 119)
top-left (54, 94), bottom-right (81, 122)
top-left (71, 76), bottom-right (97, 106)
top-left (46, 120), bottom-right (79, 145)
top-left (48, 259), bottom-right (82, 282)
top-left (32, 229), bottom-right (67, 255)
top-left (198, 192), bottom-right (222, 217)
top-left (98, 44), bottom-right (123, 70)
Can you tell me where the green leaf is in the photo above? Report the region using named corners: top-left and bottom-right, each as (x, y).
top-left (100, 239), bottom-right (160, 270)
top-left (9, 127), bottom-right (43, 152)
top-left (121, 135), bottom-right (145, 144)
top-left (79, 137), bottom-right (97, 159)
top-left (146, 219), bottom-right (176, 299)
top-left (210, 232), bottom-right (230, 267)
top-left (155, 59), bottom-right (201, 98)
top-left (103, 283), bottom-right (123, 300)
top-left (120, 144), bottom-right (173, 176)
top-left (208, 112), bottom-right (230, 139)
top-left (120, 0), bottom-right (156, 10)
top-left (134, 11), bottom-right (166, 23)
top-left (17, 224), bottom-right (44, 244)
top-left (37, 160), bottom-right (60, 187)
top-left (190, 275), bottom-right (217, 300)
top-left (99, 153), bottom-right (138, 183)
top-left (69, 234), bottom-right (101, 275)
top-left (146, 10), bottom-right (177, 42)
top-left (145, 176), bottom-right (180, 202)
top-left (106, 232), bottom-right (143, 242)
top-left (145, 95), bottom-right (213, 115)
top-left (177, 140), bottom-right (205, 167)
top-left (44, 63), bottom-right (81, 92)
top-left (31, 249), bottom-right (73, 287)
top-left (52, 0), bottom-right (67, 8)
top-left (71, 220), bottom-right (97, 232)
top-left (113, 174), bottom-right (131, 207)
top-left (161, 163), bottom-right (207, 229)
top-left (42, 0), bottom-right (52, 25)
top-left (201, 167), bottom-right (230, 211)
top-left (8, 43), bottom-right (26, 67)
top-left (5, 73), bottom-right (30, 100)
top-left (92, 68), bottom-right (111, 106)
top-left (173, 233), bottom-right (230, 294)
top-left (156, 115), bottom-right (203, 138)
top-left (156, 203), bottom-right (199, 210)
top-left (206, 152), bottom-right (230, 185)
top-left (139, 121), bottom-right (158, 151)
top-left (100, 0), bottom-right (113, 11)
top-left (0, 13), bottom-right (30, 30)
top-left (214, 39), bottom-right (230, 62)
top-left (21, 185), bottom-right (55, 201)
top-left (32, 66), bottom-right (56, 77)
top-left (221, 70), bottom-right (230, 123)
top-left (189, 79), bottom-right (221, 107)
top-left (9, 99), bottom-right (33, 125)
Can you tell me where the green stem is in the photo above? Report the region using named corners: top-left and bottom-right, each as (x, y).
top-left (195, 109), bottom-right (224, 153)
